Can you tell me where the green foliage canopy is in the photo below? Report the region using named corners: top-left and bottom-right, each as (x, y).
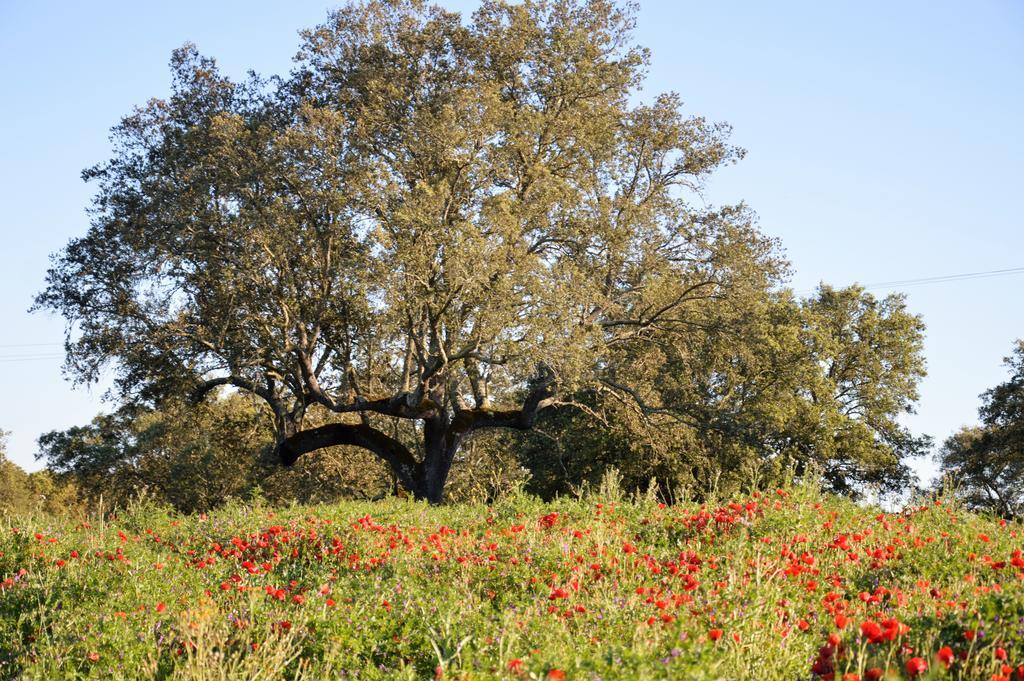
top-left (517, 285), bottom-right (928, 500)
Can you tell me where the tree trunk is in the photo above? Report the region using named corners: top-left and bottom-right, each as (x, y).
top-left (417, 417), bottom-right (463, 505)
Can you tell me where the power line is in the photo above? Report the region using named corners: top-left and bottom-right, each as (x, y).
top-left (0, 359), bottom-right (63, 364)
top-left (797, 266), bottom-right (1024, 295)
top-left (0, 342), bottom-right (62, 348)
top-left (861, 266), bottom-right (1024, 290)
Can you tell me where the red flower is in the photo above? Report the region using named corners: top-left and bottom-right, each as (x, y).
top-left (879, 618), bottom-right (905, 641)
top-left (709, 628), bottom-right (723, 642)
top-left (864, 668), bottom-right (884, 681)
top-left (936, 646), bottom-right (954, 668)
top-left (905, 657), bottom-right (927, 677)
top-left (860, 621), bottom-right (883, 642)
top-left (547, 670), bottom-right (565, 680)
top-left (155, 602), bottom-right (166, 613)
top-left (87, 652), bottom-right (99, 662)
top-left (507, 659), bottom-right (524, 673)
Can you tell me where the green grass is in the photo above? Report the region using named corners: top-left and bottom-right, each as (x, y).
top-left (1, 480), bottom-right (1022, 680)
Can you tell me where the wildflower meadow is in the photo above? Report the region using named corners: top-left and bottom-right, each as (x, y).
top-left (2, 478), bottom-right (1022, 680)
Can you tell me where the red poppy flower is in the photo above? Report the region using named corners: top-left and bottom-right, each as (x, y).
top-left (905, 657), bottom-right (927, 677)
top-left (860, 621), bottom-right (883, 642)
top-left (709, 628), bottom-right (723, 642)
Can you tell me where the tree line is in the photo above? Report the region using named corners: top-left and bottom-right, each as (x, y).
top-left (2, 0), bottom-right (1016, 515)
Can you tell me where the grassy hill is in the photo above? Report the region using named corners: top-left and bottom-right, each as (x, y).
top-left (1, 479), bottom-right (1021, 680)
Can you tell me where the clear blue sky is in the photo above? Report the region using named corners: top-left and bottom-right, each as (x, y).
top-left (1, 1), bottom-right (1022, 484)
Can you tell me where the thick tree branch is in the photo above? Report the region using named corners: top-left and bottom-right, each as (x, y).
top-left (277, 422), bottom-right (421, 492)
top-left (453, 368), bottom-right (557, 433)
top-left (332, 392), bottom-right (441, 419)
top-left (191, 375), bottom-right (281, 413)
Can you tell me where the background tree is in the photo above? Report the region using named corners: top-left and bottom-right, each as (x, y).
top-left (518, 286), bottom-right (927, 500)
top-left (38, 395), bottom-right (273, 512)
top-left (35, 0), bottom-right (783, 503)
top-left (0, 430), bottom-right (83, 516)
top-left (0, 430), bottom-right (32, 513)
top-left (937, 340), bottom-right (1024, 516)
top-left (778, 285), bottom-right (928, 494)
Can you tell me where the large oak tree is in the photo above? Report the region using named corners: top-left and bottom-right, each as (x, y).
top-left (37, 0), bottom-right (785, 502)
